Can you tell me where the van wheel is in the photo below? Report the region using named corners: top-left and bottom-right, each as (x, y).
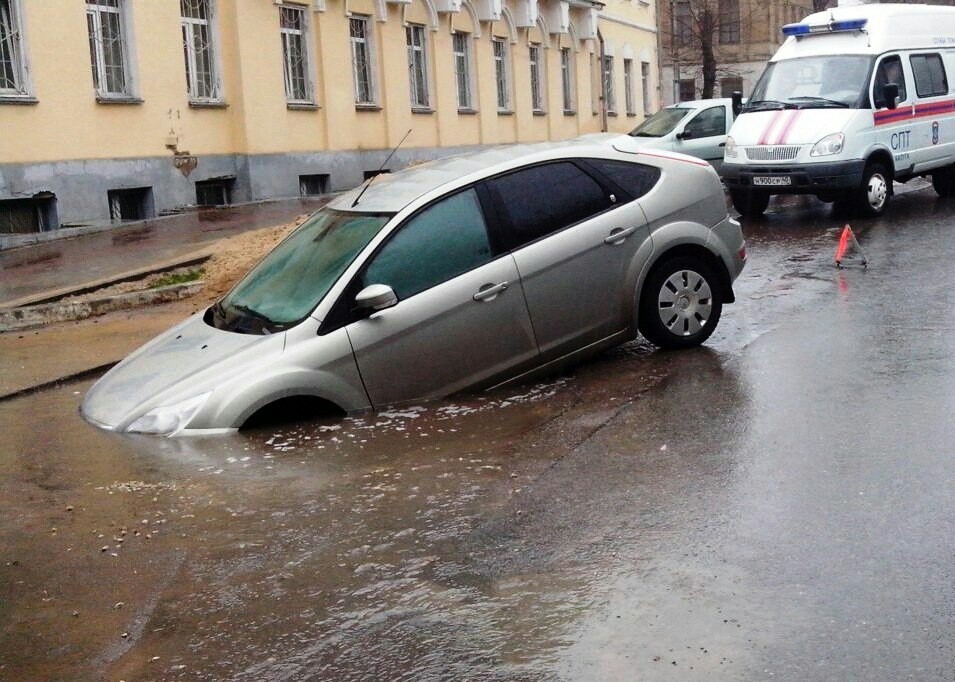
top-left (932, 167), bottom-right (955, 197)
top-left (730, 189), bottom-right (770, 218)
top-left (855, 163), bottom-right (890, 217)
top-left (639, 256), bottom-right (723, 350)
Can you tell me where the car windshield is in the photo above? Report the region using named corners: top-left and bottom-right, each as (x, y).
top-left (746, 55), bottom-right (873, 110)
top-left (211, 208), bottom-right (392, 333)
top-left (629, 108), bottom-right (692, 137)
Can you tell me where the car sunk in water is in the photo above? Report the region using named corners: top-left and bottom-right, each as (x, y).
top-left (81, 136), bottom-right (746, 436)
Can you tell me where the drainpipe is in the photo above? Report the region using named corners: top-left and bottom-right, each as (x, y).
top-left (597, 28), bottom-right (608, 132)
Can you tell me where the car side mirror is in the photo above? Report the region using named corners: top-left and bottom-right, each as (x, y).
top-left (676, 130), bottom-right (693, 141)
top-left (354, 284), bottom-right (397, 317)
top-left (732, 91), bottom-right (744, 116)
top-left (883, 83), bottom-right (899, 110)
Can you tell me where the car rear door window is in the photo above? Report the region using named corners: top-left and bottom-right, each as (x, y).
top-left (583, 159), bottom-right (661, 200)
top-left (486, 162), bottom-right (612, 250)
top-left (910, 54), bottom-right (948, 98)
top-left (362, 188), bottom-right (493, 300)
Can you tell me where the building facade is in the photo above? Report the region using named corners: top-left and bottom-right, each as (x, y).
top-left (0, 0), bottom-right (658, 232)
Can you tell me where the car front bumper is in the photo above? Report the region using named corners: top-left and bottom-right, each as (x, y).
top-left (722, 159), bottom-right (866, 194)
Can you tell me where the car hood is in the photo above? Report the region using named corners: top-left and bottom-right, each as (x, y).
top-left (611, 135), bottom-right (673, 152)
top-left (730, 109), bottom-right (856, 146)
top-left (81, 313), bottom-right (280, 430)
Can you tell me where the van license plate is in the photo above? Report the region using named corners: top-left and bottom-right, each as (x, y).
top-left (753, 176), bottom-right (791, 186)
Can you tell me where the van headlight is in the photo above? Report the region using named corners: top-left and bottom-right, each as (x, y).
top-left (810, 132), bottom-right (845, 157)
top-left (724, 136), bottom-right (738, 159)
top-left (126, 392), bottom-right (212, 436)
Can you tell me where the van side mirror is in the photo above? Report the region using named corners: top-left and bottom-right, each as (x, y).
top-left (883, 83), bottom-right (899, 110)
top-left (676, 130), bottom-right (693, 141)
top-left (732, 91), bottom-right (744, 116)
top-left (354, 284), bottom-right (397, 317)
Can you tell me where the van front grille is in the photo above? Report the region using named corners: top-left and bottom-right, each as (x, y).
top-left (744, 146), bottom-right (802, 161)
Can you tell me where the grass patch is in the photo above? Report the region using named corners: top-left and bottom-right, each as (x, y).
top-left (149, 269), bottom-right (205, 289)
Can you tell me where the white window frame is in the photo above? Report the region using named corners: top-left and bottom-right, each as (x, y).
top-left (350, 14), bottom-right (378, 106)
top-left (280, 4), bottom-right (316, 106)
top-left (406, 23), bottom-right (430, 110)
top-left (493, 37), bottom-right (511, 113)
top-left (623, 58), bottom-right (634, 115)
top-left (529, 42), bottom-right (545, 113)
top-left (0, 0), bottom-right (31, 100)
top-left (602, 55), bottom-right (616, 114)
top-left (181, 0), bottom-right (223, 104)
top-left (452, 31), bottom-right (474, 112)
top-left (560, 46), bottom-right (575, 113)
top-left (86, 0), bottom-right (137, 100)
top-left (641, 61), bottom-right (651, 115)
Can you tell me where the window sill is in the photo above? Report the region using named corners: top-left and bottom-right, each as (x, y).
top-left (457, 108), bottom-right (479, 115)
top-left (497, 110), bottom-right (514, 116)
top-left (287, 102), bottom-right (319, 111)
top-left (0, 95), bottom-right (38, 105)
top-left (532, 110), bottom-right (546, 116)
top-left (355, 103), bottom-right (382, 111)
top-left (189, 99), bottom-right (228, 109)
top-left (626, 112), bottom-right (638, 117)
top-left (608, 111), bottom-right (618, 117)
top-left (411, 107), bottom-right (434, 114)
top-left (563, 110), bottom-right (577, 116)
top-left (96, 96), bottom-right (143, 105)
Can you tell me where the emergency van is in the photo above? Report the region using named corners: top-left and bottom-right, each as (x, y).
top-left (723, 4), bottom-right (955, 218)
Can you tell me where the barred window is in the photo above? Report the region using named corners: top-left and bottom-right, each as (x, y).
top-left (280, 5), bottom-right (313, 104)
top-left (181, 0), bottom-right (220, 101)
top-left (453, 32), bottom-right (472, 110)
top-left (86, 0), bottom-right (131, 97)
top-left (493, 37), bottom-right (510, 111)
top-left (529, 43), bottom-right (544, 113)
top-left (406, 24), bottom-right (429, 109)
top-left (561, 47), bottom-right (575, 112)
top-left (350, 16), bottom-right (375, 105)
top-left (0, 0), bottom-right (28, 96)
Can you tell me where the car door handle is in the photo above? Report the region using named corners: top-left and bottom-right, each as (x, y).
top-left (719, 142), bottom-right (726, 147)
top-left (604, 225), bottom-right (641, 245)
top-left (473, 281), bottom-right (509, 302)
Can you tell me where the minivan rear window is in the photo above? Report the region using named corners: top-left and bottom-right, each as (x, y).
top-left (911, 54), bottom-right (948, 98)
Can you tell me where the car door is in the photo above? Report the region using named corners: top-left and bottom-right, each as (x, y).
top-left (872, 54), bottom-right (913, 171)
top-left (345, 187), bottom-right (539, 408)
top-left (486, 159), bottom-right (655, 363)
top-left (675, 105), bottom-right (728, 167)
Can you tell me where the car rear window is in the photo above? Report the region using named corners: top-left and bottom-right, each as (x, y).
top-left (910, 54), bottom-right (948, 98)
top-left (584, 159), bottom-right (661, 200)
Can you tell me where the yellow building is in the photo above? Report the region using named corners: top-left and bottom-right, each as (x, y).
top-left (0, 0), bottom-right (658, 231)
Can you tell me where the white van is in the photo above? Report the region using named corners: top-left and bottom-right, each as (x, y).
top-left (723, 4), bottom-right (955, 217)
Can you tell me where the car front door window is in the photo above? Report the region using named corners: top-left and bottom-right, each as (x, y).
top-left (875, 55), bottom-right (907, 107)
top-left (685, 106), bottom-right (726, 138)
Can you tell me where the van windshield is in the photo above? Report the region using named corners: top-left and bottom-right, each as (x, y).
top-left (209, 208), bottom-right (392, 334)
top-left (746, 55), bottom-right (873, 111)
top-left (630, 108), bottom-right (692, 137)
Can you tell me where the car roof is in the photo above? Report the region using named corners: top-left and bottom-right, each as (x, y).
top-left (330, 135), bottom-right (628, 213)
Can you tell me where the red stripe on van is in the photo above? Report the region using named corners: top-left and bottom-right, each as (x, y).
top-left (775, 110), bottom-right (801, 144)
top-left (874, 98), bottom-right (955, 126)
top-left (758, 110), bottom-right (786, 145)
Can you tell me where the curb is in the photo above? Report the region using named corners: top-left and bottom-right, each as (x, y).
top-left (0, 281), bottom-right (205, 333)
top-left (0, 362), bottom-right (119, 403)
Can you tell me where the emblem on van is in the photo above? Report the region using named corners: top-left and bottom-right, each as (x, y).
top-left (933, 121), bottom-right (940, 146)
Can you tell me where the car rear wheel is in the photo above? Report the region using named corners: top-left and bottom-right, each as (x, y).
top-left (639, 256), bottom-right (723, 350)
top-left (932, 166), bottom-right (955, 197)
top-left (730, 189), bottom-right (770, 218)
top-left (854, 163), bottom-right (890, 217)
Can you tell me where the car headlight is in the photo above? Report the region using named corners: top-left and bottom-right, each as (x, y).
top-left (126, 392), bottom-right (212, 436)
top-left (724, 136), bottom-right (738, 159)
top-left (810, 132), bottom-right (845, 157)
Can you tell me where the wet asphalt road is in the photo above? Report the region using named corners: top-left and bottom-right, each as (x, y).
top-left (2, 186), bottom-right (955, 680)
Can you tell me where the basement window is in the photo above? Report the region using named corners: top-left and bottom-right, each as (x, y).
top-left (0, 194), bottom-right (58, 234)
top-left (195, 177), bottom-right (234, 206)
top-left (299, 173), bottom-right (329, 197)
top-left (108, 187), bottom-right (154, 221)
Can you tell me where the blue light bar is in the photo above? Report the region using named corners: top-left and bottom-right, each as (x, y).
top-left (782, 18), bottom-right (867, 38)
top-left (831, 19), bottom-right (868, 32)
top-left (782, 23), bottom-right (810, 36)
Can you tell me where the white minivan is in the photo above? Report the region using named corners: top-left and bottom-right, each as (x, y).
top-left (723, 4), bottom-right (955, 217)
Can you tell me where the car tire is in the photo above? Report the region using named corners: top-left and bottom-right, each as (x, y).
top-left (639, 256), bottom-right (723, 350)
top-left (932, 167), bottom-right (955, 197)
top-left (730, 189), bottom-right (770, 218)
top-left (854, 162), bottom-right (890, 217)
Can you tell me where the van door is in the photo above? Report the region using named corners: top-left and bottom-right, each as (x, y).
top-left (907, 52), bottom-right (953, 172)
top-left (674, 105), bottom-right (728, 169)
top-left (872, 54), bottom-right (914, 174)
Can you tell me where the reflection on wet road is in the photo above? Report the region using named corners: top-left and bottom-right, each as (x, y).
top-left (3, 187), bottom-right (955, 680)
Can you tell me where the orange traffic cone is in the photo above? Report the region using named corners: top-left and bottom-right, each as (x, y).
top-left (835, 224), bottom-right (868, 268)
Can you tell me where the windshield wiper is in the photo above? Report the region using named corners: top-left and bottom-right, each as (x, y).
top-left (789, 96), bottom-right (849, 108)
top-left (231, 304), bottom-right (275, 326)
top-left (744, 99), bottom-right (797, 111)
top-left (630, 132), bottom-right (660, 137)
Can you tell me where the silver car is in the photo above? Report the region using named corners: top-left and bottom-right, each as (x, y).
top-left (82, 136), bottom-right (746, 436)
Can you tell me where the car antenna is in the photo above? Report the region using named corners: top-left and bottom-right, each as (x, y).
top-left (352, 129), bottom-right (412, 208)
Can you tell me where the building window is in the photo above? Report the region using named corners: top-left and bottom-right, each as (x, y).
top-left (280, 5), bottom-right (313, 105)
top-left (86, 0), bottom-right (133, 98)
top-left (641, 61), bottom-right (651, 114)
top-left (299, 173), bottom-right (329, 197)
top-left (406, 24), bottom-right (429, 109)
top-left (0, 0), bottom-right (29, 98)
top-left (673, 0), bottom-right (693, 48)
top-left (719, 0), bottom-right (740, 45)
top-left (624, 58), bottom-right (635, 115)
top-left (452, 32), bottom-right (473, 111)
top-left (108, 187), bottom-right (154, 222)
top-left (0, 194), bottom-right (57, 234)
top-left (529, 43), bottom-right (544, 113)
top-left (493, 37), bottom-right (510, 112)
top-left (195, 178), bottom-right (233, 206)
top-left (181, 0), bottom-right (220, 102)
top-left (678, 78), bottom-right (695, 102)
top-left (561, 46), bottom-right (575, 112)
top-left (350, 15), bottom-right (375, 105)
top-left (720, 76), bottom-right (743, 97)
top-left (602, 55), bottom-right (616, 114)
